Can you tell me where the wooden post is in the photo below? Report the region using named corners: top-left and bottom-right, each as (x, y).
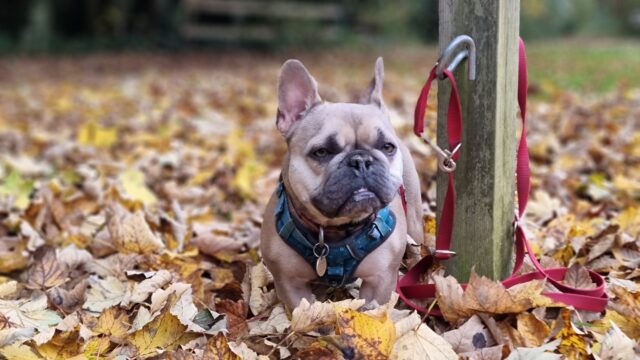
top-left (437, 0), bottom-right (520, 281)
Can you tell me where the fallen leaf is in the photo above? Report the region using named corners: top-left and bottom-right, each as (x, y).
top-left (0, 281), bottom-right (18, 299)
top-left (0, 343), bottom-right (43, 360)
top-left (36, 329), bottom-right (83, 360)
top-left (434, 274), bottom-right (472, 324)
top-left (249, 305), bottom-right (290, 335)
top-left (107, 205), bottom-right (165, 254)
top-left (505, 339), bottom-right (562, 360)
top-left (203, 333), bottom-right (241, 360)
top-left (562, 263), bottom-right (596, 289)
top-left (216, 299), bottom-right (248, 340)
top-left (516, 312), bottom-right (550, 347)
top-left (83, 275), bottom-right (126, 312)
top-left (443, 315), bottom-right (496, 353)
top-left (464, 272), bottom-right (534, 315)
top-left (595, 321), bottom-right (637, 359)
top-left (77, 120), bottom-right (118, 149)
top-left (335, 306), bottom-right (395, 359)
top-left (291, 298), bottom-right (365, 333)
top-left (46, 279), bottom-right (87, 312)
top-left (550, 308), bottom-right (588, 359)
top-left (0, 170), bottom-right (34, 209)
top-left (458, 345), bottom-right (507, 360)
top-left (0, 293), bottom-right (61, 329)
top-left (118, 168), bottom-right (158, 206)
top-left (93, 306), bottom-right (130, 343)
top-left (0, 327), bottom-right (36, 347)
top-left (129, 269), bottom-right (173, 304)
top-left (393, 312), bottom-right (457, 360)
top-left (248, 262), bottom-right (276, 316)
top-left (130, 309), bottom-right (199, 358)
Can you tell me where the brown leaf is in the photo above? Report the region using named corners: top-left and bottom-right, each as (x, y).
top-left (216, 299), bottom-right (248, 340)
top-left (464, 272), bottom-right (533, 315)
top-left (443, 315), bottom-right (496, 353)
top-left (433, 274), bottom-right (472, 324)
top-left (203, 333), bottom-right (241, 360)
top-left (47, 279), bottom-right (87, 312)
top-left (26, 246), bottom-right (68, 290)
top-left (562, 263), bottom-right (596, 289)
top-left (107, 204), bottom-right (165, 254)
top-left (516, 312), bottom-right (550, 347)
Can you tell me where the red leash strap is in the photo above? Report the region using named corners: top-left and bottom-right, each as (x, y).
top-left (397, 38), bottom-right (608, 315)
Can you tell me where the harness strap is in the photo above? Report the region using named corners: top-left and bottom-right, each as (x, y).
top-left (275, 183), bottom-right (397, 287)
top-left (397, 38), bottom-right (608, 315)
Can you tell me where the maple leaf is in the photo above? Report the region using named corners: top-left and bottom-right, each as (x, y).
top-left (561, 263), bottom-right (596, 289)
top-left (93, 306), bottom-right (130, 343)
top-left (0, 293), bottom-right (61, 329)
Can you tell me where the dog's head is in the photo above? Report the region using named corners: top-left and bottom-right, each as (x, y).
top-left (276, 58), bottom-right (403, 225)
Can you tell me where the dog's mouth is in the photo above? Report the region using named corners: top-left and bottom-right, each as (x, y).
top-left (335, 187), bottom-right (382, 217)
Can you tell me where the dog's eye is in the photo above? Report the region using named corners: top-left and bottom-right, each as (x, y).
top-left (312, 148), bottom-right (329, 158)
top-left (382, 143), bottom-right (396, 154)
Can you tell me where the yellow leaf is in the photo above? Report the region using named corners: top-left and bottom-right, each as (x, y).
top-left (0, 343), bottom-right (43, 360)
top-left (0, 170), bottom-right (34, 209)
top-left (37, 330), bottom-right (83, 360)
top-left (93, 307), bottom-right (130, 343)
top-left (552, 309), bottom-right (588, 359)
top-left (82, 336), bottom-right (111, 360)
top-left (77, 121), bottom-right (118, 149)
top-left (613, 206), bottom-right (640, 239)
top-left (118, 169), bottom-right (157, 206)
top-left (130, 309), bottom-right (199, 359)
top-left (335, 307), bottom-right (395, 359)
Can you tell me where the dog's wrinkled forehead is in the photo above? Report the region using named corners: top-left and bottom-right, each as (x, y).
top-left (287, 102), bottom-right (393, 148)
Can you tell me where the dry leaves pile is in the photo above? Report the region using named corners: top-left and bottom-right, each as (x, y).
top-left (0, 50), bottom-right (639, 359)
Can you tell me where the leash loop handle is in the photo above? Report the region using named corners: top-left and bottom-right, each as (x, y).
top-left (398, 37), bottom-right (608, 316)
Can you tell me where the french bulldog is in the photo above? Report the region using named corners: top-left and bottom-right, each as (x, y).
top-left (260, 57), bottom-right (424, 310)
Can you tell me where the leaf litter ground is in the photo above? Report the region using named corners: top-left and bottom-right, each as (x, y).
top-left (0, 46), bottom-right (639, 359)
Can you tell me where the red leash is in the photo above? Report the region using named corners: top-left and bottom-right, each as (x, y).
top-left (397, 38), bottom-right (608, 315)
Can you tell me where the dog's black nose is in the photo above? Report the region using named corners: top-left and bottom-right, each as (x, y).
top-left (347, 151), bottom-right (373, 173)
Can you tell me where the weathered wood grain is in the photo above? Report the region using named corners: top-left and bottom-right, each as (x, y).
top-left (437, 0), bottom-right (520, 281)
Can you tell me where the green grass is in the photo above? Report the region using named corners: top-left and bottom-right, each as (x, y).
top-left (526, 38), bottom-right (640, 93)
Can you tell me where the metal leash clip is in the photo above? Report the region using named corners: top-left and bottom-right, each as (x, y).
top-left (420, 34), bottom-right (476, 173)
top-left (420, 136), bottom-right (461, 173)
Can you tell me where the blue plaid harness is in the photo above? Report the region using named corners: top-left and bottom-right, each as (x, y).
top-left (274, 182), bottom-right (396, 287)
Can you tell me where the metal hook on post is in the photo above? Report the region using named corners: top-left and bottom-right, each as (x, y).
top-left (436, 35), bottom-right (476, 80)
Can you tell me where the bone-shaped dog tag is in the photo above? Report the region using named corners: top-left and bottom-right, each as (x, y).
top-left (316, 256), bottom-right (327, 277)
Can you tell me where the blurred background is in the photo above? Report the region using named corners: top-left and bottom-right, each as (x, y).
top-left (1, 0), bottom-right (639, 53)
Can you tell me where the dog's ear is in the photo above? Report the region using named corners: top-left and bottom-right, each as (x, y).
top-left (277, 59), bottom-right (321, 136)
top-left (359, 57), bottom-right (385, 108)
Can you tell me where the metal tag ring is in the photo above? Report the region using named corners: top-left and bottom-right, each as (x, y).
top-left (313, 243), bottom-right (329, 258)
